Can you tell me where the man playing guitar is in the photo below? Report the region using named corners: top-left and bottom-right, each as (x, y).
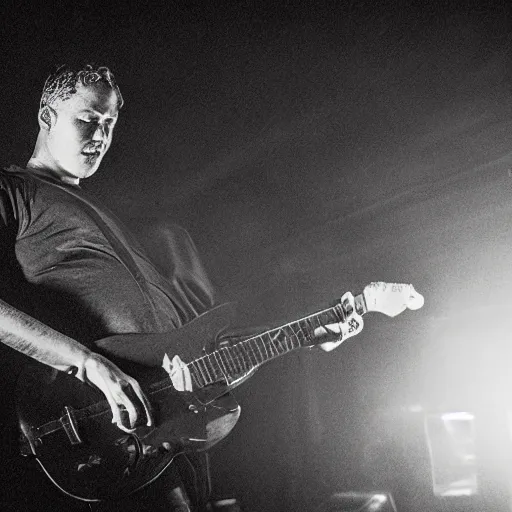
top-left (0, 64), bottom-right (423, 511)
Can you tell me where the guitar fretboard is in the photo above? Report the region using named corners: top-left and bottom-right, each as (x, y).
top-left (186, 297), bottom-right (364, 389)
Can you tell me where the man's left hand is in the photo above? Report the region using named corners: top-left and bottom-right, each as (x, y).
top-left (314, 282), bottom-right (425, 352)
top-left (314, 291), bottom-right (364, 352)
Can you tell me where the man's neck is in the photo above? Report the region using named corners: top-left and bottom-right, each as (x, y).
top-left (26, 157), bottom-right (80, 186)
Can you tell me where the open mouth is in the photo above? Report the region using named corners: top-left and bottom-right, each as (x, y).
top-left (81, 149), bottom-right (101, 162)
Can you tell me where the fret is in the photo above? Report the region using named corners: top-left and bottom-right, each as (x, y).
top-left (287, 323), bottom-right (298, 346)
top-left (221, 347), bottom-right (236, 375)
top-left (252, 336), bottom-right (265, 363)
top-left (269, 329), bottom-right (283, 354)
top-left (287, 324), bottom-right (300, 349)
top-left (243, 339), bottom-right (259, 367)
top-left (334, 303), bottom-right (347, 323)
top-left (291, 321), bottom-right (305, 347)
top-left (285, 325), bottom-right (293, 349)
top-left (279, 326), bottom-right (292, 351)
top-left (270, 330), bottom-right (283, 355)
top-left (197, 357), bottom-right (211, 385)
top-left (304, 314), bottom-right (319, 334)
top-left (294, 322), bottom-right (304, 345)
top-left (195, 357), bottom-right (207, 385)
top-left (297, 321), bottom-right (311, 346)
top-left (261, 332), bottom-right (275, 358)
top-left (195, 359), bottom-right (208, 387)
top-left (237, 342), bottom-right (253, 373)
top-left (260, 335), bottom-right (270, 360)
top-left (189, 361), bottom-right (205, 388)
top-left (277, 325), bottom-right (294, 351)
top-left (228, 345), bottom-right (241, 374)
top-left (232, 346), bottom-right (244, 374)
top-left (217, 348), bottom-right (230, 375)
top-left (226, 346), bottom-right (239, 375)
top-left (230, 346), bottom-right (242, 374)
top-left (203, 354), bottom-right (213, 381)
top-left (190, 366), bottom-right (203, 389)
top-left (220, 348), bottom-right (234, 376)
top-left (279, 327), bottom-right (291, 351)
top-left (206, 353), bottom-right (221, 382)
top-left (293, 324), bottom-right (302, 347)
top-left (231, 344), bottom-right (244, 373)
top-left (233, 344), bottom-right (247, 374)
top-left (281, 328), bottom-right (291, 351)
top-left (314, 313), bottom-right (327, 333)
top-left (270, 332), bottom-right (280, 357)
top-left (254, 336), bottom-right (265, 360)
top-left (213, 350), bottom-right (229, 381)
top-left (316, 307), bottom-right (344, 330)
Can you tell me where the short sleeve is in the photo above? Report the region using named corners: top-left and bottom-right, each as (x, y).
top-left (0, 181), bottom-right (16, 229)
top-left (0, 171), bottom-right (25, 307)
top-left (0, 167), bottom-right (34, 231)
top-left (0, 172), bottom-right (19, 252)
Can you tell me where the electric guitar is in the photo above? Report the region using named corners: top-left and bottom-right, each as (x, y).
top-left (16, 282), bottom-right (423, 502)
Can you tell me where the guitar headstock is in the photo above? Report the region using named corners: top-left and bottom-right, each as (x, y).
top-left (362, 282), bottom-right (424, 317)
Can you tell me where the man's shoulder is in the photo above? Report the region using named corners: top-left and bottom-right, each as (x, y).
top-left (0, 165), bottom-right (36, 191)
top-left (0, 166), bottom-right (38, 225)
top-left (1, 164), bottom-right (28, 178)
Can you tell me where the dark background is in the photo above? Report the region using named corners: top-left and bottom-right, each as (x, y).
top-left (1, 1), bottom-right (512, 510)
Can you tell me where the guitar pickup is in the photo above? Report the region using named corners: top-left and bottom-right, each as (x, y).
top-left (60, 406), bottom-right (83, 445)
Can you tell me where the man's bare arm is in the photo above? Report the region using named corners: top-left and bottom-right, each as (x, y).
top-left (0, 297), bottom-right (93, 370)
top-left (0, 298), bottom-right (152, 431)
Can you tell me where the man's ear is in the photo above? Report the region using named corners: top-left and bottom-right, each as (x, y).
top-left (38, 105), bottom-right (57, 130)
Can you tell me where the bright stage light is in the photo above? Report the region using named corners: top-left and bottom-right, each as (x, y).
top-left (441, 411), bottom-right (474, 422)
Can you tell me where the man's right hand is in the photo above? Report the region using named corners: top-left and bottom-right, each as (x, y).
top-left (76, 353), bottom-right (153, 433)
top-left (0, 298), bottom-right (154, 433)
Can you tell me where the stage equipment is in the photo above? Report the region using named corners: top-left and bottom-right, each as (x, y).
top-left (424, 411), bottom-right (477, 497)
top-left (315, 491), bottom-right (397, 511)
top-left (207, 498), bottom-right (242, 511)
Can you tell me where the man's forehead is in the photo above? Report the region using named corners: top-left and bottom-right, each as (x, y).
top-left (61, 83), bottom-right (119, 116)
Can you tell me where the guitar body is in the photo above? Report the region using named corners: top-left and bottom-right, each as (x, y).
top-left (16, 304), bottom-right (241, 502)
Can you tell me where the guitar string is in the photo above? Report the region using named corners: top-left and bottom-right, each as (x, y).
top-left (28, 302), bottom-right (353, 438)
top-left (184, 303), bottom-right (343, 387)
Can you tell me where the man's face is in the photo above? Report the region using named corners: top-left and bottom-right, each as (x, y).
top-left (44, 82), bottom-right (119, 181)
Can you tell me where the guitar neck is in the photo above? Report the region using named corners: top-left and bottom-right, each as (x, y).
top-left (187, 292), bottom-right (367, 390)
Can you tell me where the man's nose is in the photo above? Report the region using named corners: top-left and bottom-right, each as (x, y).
top-left (92, 123), bottom-right (109, 142)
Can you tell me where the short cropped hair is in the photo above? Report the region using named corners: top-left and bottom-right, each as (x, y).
top-left (40, 64), bottom-right (124, 112)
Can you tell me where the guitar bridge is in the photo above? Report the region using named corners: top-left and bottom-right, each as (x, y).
top-left (60, 406), bottom-right (83, 445)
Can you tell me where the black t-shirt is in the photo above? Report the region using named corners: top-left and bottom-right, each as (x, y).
top-left (0, 165), bottom-right (214, 342)
top-left (0, 165), bottom-right (215, 502)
